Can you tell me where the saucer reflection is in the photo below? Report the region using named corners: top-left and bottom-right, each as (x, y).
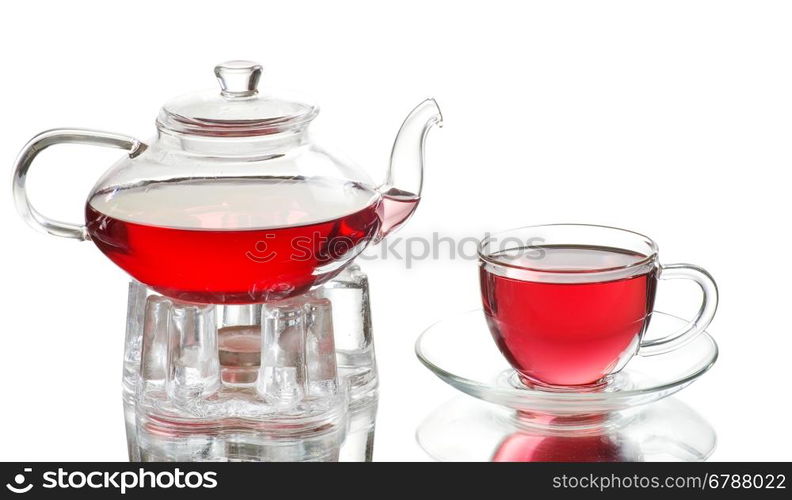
top-left (417, 396), bottom-right (715, 462)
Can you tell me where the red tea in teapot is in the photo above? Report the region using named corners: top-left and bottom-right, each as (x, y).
top-left (13, 58), bottom-right (442, 310)
top-left (86, 177), bottom-right (382, 304)
top-left (378, 187), bottom-right (420, 236)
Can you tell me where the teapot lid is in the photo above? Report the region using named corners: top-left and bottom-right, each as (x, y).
top-left (157, 60), bottom-right (319, 137)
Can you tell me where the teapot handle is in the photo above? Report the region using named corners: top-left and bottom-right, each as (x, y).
top-left (12, 128), bottom-right (147, 240)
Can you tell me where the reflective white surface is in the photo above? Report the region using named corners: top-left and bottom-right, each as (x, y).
top-left (2, 0), bottom-right (792, 461)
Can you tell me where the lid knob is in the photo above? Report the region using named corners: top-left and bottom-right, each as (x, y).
top-left (214, 60), bottom-right (262, 98)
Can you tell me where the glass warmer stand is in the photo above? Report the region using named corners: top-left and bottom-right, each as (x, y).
top-left (121, 264), bottom-right (378, 462)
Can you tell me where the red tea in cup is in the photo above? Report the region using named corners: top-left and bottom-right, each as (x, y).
top-left (481, 246), bottom-right (657, 386)
top-left (479, 225), bottom-right (717, 388)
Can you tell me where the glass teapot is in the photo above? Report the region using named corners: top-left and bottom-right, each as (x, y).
top-left (13, 61), bottom-right (442, 304)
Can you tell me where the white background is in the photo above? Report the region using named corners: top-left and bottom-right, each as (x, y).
top-left (1, 0), bottom-right (790, 461)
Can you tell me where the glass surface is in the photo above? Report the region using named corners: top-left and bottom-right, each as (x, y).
top-left (416, 310), bottom-right (718, 415)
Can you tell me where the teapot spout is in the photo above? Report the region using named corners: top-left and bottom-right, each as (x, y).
top-left (377, 98), bottom-right (443, 239)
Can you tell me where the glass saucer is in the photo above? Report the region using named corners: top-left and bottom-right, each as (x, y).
top-left (416, 310), bottom-right (718, 417)
top-left (417, 396), bottom-right (716, 462)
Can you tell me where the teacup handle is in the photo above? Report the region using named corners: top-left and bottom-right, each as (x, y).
top-left (12, 128), bottom-right (147, 240)
top-left (639, 263), bottom-right (719, 356)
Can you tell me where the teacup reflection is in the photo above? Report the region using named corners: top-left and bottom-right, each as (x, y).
top-left (492, 433), bottom-right (625, 462)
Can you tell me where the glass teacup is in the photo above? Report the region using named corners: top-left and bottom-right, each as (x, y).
top-left (478, 224), bottom-right (718, 389)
